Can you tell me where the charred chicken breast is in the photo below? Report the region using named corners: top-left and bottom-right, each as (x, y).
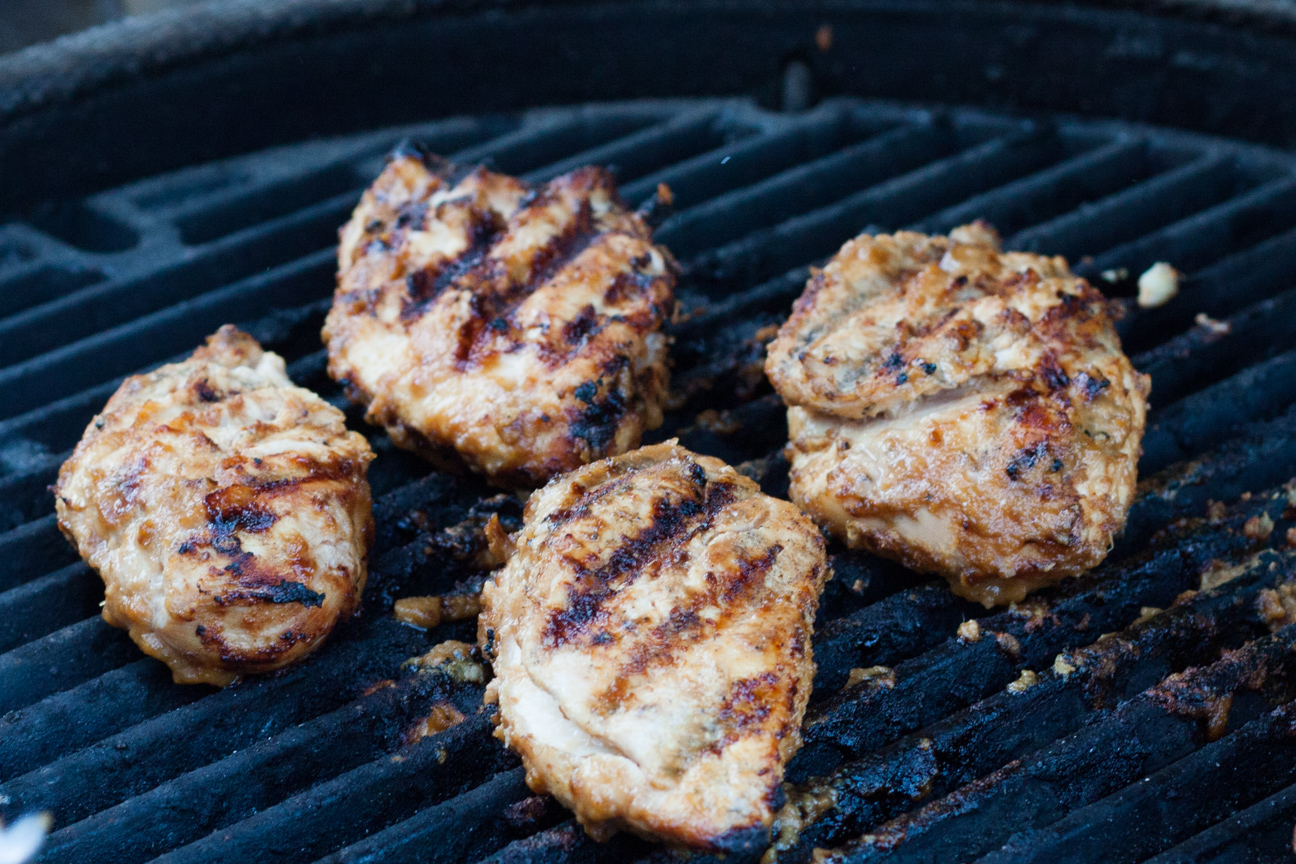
top-left (323, 145), bottom-right (676, 489)
top-left (55, 326), bottom-right (375, 686)
top-left (479, 442), bottom-right (829, 851)
top-left (766, 223), bottom-right (1149, 606)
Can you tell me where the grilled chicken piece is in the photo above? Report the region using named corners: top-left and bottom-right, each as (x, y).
top-left (55, 326), bottom-right (375, 686)
top-left (323, 145), bottom-right (676, 489)
top-left (479, 442), bottom-right (829, 851)
top-left (766, 223), bottom-right (1150, 606)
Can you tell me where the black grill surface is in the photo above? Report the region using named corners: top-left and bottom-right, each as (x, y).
top-left (4, 97), bottom-right (1296, 864)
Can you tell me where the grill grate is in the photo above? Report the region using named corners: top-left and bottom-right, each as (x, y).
top-left (4, 97), bottom-right (1296, 864)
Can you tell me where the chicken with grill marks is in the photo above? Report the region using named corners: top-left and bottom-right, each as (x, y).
top-left (55, 326), bottom-right (375, 686)
top-left (766, 223), bottom-right (1150, 606)
top-left (478, 441), bottom-right (830, 852)
top-left (323, 144), bottom-right (676, 489)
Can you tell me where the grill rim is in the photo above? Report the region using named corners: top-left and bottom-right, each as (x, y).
top-left (4, 0), bottom-right (1296, 216)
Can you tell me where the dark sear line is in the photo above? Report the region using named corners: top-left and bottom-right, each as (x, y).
top-left (387, 165), bottom-right (617, 368)
top-left (401, 203), bottom-right (506, 321)
top-left (543, 459), bottom-right (736, 647)
top-left (595, 541), bottom-right (787, 717)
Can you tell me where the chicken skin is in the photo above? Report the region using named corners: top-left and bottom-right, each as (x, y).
top-left (55, 326), bottom-right (375, 686)
top-left (323, 145), bottom-right (676, 489)
top-left (766, 223), bottom-right (1149, 606)
top-left (478, 442), bottom-right (829, 851)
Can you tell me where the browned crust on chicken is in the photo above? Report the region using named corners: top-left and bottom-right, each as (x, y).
top-left (55, 326), bottom-right (375, 686)
top-left (323, 147), bottom-right (676, 489)
top-left (478, 442), bottom-right (829, 851)
top-left (766, 223), bottom-right (1150, 606)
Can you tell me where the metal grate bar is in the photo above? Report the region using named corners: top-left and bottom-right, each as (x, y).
top-left (793, 497), bottom-right (1275, 781)
top-left (311, 768), bottom-right (533, 864)
top-left (0, 660), bottom-right (197, 782)
top-left (0, 203), bottom-right (340, 370)
top-left (174, 164), bottom-right (364, 246)
top-left (1141, 349), bottom-right (1296, 473)
top-left (476, 820), bottom-right (647, 864)
top-left (1141, 778), bottom-right (1296, 864)
top-left (809, 584), bottom-right (976, 697)
top-left (0, 515), bottom-right (77, 592)
top-left (523, 107), bottom-right (734, 185)
top-left (912, 138), bottom-right (1149, 237)
top-left (152, 714), bottom-right (519, 864)
top-left (1130, 224), bottom-right (1296, 352)
top-left (1119, 404), bottom-right (1296, 559)
top-left (687, 127), bottom-right (1060, 297)
top-left (776, 549), bottom-right (1295, 862)
top-left (37, 675), bottom-right (482, 864)
top-left (0, 463), bottom-right (62, 533)
top-left (0, 298), bottom-right (332, 478)
top-left (619, 104), bottom-right (869, 209)
top-left (131, 116), bottom-right (510, 222)
top-left (1086, 176), bottom-right (1296, 280)
top-left (976, 701), bottom-right (1296, 864)
top-left (1007, 155), bottom-right (1237, 259)
top-left (657, 121), bottom-right (949, 259)
top-left (1133, 287), bottom-right (1296, 407)
top-left (0, 563), bottom-right (98, 653)
top-left (824, 622), bottom-right (1296, 864)
top-left (0, 617), bottom-right (135, 714)
top-left (0, 265), bottom-right (104, 320)
top-left (0, 251), bottom-right (336, 421)
top-left (447, 104), bottom-right (681, 178)
top-left (0, 617), bottom-right (427, 824)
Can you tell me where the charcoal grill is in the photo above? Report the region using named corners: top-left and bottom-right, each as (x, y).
top-left (5, 2), bottom-right (1296, 863)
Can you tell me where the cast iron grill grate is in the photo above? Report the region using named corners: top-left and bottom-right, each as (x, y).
top-left (4, 97), bottom-right (1296, 864)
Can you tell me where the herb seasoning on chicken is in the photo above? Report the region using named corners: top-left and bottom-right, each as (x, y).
top-left (478, 442), bottom-right (829, 851)
top-left (55, 326), bottom-right (375, 686)
top-left (323, 145), bottom-right (676, 489)
top-left (766, 223), bottom-right (1150, 606)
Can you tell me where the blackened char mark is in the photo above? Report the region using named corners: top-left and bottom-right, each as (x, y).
top-left (545, 494), bottom-right (702, 645)
top-left (529, 194), bottom-right (600, 291)
top-left (1006, 442), bottom-right (1050, 481)
top-left (389, 139), bottom-right (450, 171)
top-left (180, 526), bottom-right (327, 609)
top-left (395, 201), bottom-right (427, 230)
top-left (387, 141), bottom-right (482, 187)
top-left (216, 580), bottom-right (325, 607)
top-left (709, 671), bottom-right (781, 756)
top-left (572, 390), bottom-right (627, 454)
top-left (1040, 354), bottom-right (1070, 391)
top-left (205, 485), bottom-right (277, 535)
top-left (455, 171), bottom-right (616, 367)
top-left (561, 304), bottom-right (602, 346)
top-left (593, 533), bottom-right (780, 711)
top-left (402, 208), bottom-right (507, 323)
top-left (1076, 371), bottom-right (1112, 400)
top-left (570, 357), bottom-right (631, 454)
top-left (721, 543), bottom-right (782, 604)
top-left (708, 822), bottom-right (771, 856)
top-left (544, 464), bottom-right (736, 646)
top-left (193, 379), bottom-right (224, 403)
top-left (187, 481), bottom-right (340, 608)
